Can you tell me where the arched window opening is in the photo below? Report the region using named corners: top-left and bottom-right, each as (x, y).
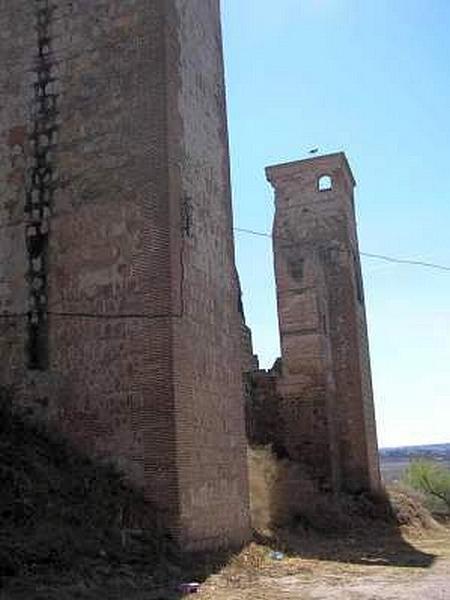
top-left (318, 174), bottom-right (332, 192)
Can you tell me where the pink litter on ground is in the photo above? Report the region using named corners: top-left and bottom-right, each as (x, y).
top-left (178, 582), bottom-right (200, 594)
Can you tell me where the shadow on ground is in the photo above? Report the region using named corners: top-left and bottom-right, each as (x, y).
top-left (254, 524), bottom-right (436, 569)
top-left (0, 392), bottom-right (185, 600)
top-left (0, 390), bottom-right (247, 600)
top-left (157, 524), bottom-right (438, 599)
top-left (0, 390), bottom-right (437, 599)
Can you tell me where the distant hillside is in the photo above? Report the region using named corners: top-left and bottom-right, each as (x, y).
top-left (380, 443), bottom-right (450, 484)
top-left (380, 443), bottom-right (450, 460)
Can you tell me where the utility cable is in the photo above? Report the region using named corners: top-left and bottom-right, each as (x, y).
top-left (234, 227), bottom-right (450, 273)
top-left (1, 225), bottom-right (448, 322)
top-left (0, 230), bottom-right (187, 322)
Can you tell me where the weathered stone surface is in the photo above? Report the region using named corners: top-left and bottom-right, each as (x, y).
top-left (0, 0), bottom-right (250, 550)
top-left (265, 153), bottom-right (381, 494)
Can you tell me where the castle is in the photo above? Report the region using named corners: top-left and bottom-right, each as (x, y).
top-left (0, 0), bottom-right (379, 551)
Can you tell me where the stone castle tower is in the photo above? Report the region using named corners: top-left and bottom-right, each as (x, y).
top-left (0, 0), bottom-right (250, 549)
top-left (266, 153), bottom-right (380, 493)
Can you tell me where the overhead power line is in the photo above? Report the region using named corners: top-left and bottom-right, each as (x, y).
top-left (357, 252), bottom-right (450, 272)
top-left (0, 224), bottom-right (447, 324)
top-left (233, 227), bottom-right (450, 273)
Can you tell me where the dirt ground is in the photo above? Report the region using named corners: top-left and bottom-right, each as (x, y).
top-left (2, 527), bottom-right (449, 599)
top-left (3, 399), bottom-right (448, 600)
top-left (195, 527), bottom-right (450, 600)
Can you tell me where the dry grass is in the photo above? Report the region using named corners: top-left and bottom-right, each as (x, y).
top-left (202, 446), bottom-right (449, 599)
top-left (388, 484), bottom-right (442, 531)
top-left (248, 445), bottom-right (442, 535)
top-left (248, 445), bottom-right (318, 531)
top-left (0, 390), bottom-right (179, 599)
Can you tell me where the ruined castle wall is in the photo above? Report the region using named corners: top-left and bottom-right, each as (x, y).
top-left (166, 0), bottom-right (250, 549)
top-left (268, 166), bottom-right (340, 489)
top-left (50, 0), bottom-right (177, 501)
top-left (356, 301), bottom-right (380, 490)
top-left (266, 153), bottom-right (380, 494)
top-left (0, 1), bottom-right (34, 389)
top-left (0, 0), bottom-right (250, 549)
top-left (1, 0), bottom-right (178, 509)
top-left (245, 370), bottom-right (283, 451)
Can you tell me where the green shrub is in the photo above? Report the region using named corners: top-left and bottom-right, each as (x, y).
top-left (403, 459), bottom-right (450, 514)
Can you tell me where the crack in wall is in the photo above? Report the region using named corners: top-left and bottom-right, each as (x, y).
top-left (25, 0), bottom-right (58, 370)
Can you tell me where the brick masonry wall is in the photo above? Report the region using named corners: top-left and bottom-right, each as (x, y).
top-left (266, 153), bottom-right (381, 494)
top-left (165, 0), bottom-right (250, 550)
top-left (240, 322), bottom-right (259, 373)
top-left (0, 1), bottom-right (34, 389)
top-left (246, 370), bottom-right (282, 451)
top-left (0, 0), bottom-right (250, 550)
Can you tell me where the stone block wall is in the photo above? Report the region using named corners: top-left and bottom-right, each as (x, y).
top-left (0, 0), bottom-right (250, 550)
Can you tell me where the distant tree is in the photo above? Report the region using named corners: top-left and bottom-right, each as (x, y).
top-left (404, 459), bottom-right (450, 512)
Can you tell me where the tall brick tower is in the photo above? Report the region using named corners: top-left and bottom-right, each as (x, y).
top-left (0, 0), bottom-right (250, 549)
top-left (266, 153), bottom-right (380, 493)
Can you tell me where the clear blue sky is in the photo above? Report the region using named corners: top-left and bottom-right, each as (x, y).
top-left (221, 0), bottom-right (450, 448)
